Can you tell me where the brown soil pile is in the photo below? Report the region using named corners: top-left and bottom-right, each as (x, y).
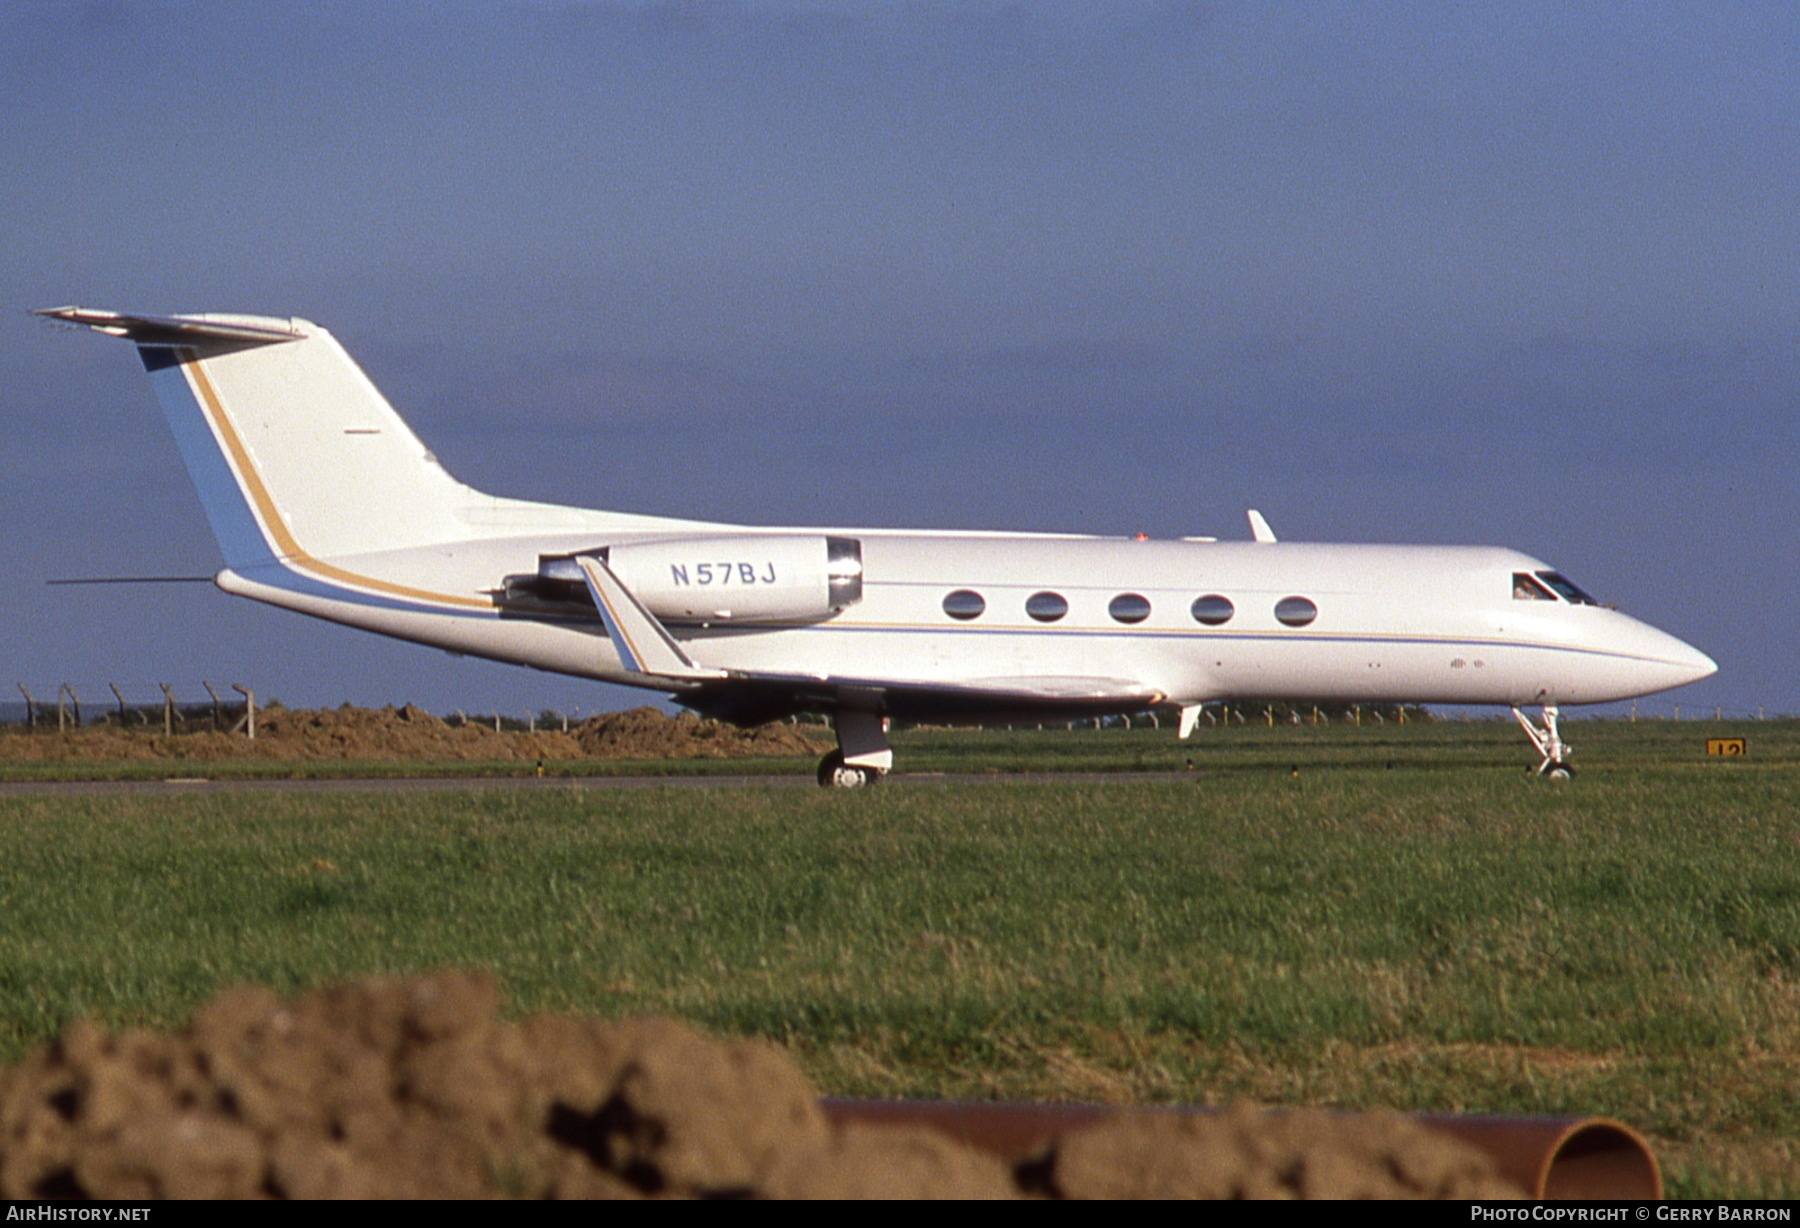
top-left (0, 705), bottom-right (827, 764)
top-left (1024, 1104), bottom-right (1521, 1199)
top-left (0, 973), bottom-right (1522, 1200)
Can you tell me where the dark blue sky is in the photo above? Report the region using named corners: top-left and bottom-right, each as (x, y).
top-left (3, 1), bottom-right (1793, 718)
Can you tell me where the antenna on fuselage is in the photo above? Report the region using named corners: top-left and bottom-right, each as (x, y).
top-left (1247, 509), bottom-right (1278, 543)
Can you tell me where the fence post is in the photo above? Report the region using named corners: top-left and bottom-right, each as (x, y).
top-left (231, 684), bottom-right (255, 740)
top-left (109, 683), bottom-right (128, 725)
top-left (203, 681), bottom-right (222, 731)
top-left (16, 684), bottom-right (34, 730)
top-left (160, 683), bottom-right (175, 736)
top-left (57, 684), bottom-right (80, 731)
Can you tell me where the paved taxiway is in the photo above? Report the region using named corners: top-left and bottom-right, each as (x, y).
top-left (0, 772), bottom-right (1198, 798)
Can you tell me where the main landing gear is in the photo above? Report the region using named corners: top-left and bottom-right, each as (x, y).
top-left (817, 708), bottom-right (892, 789)
top-left (1511, 703), bottom-right (1574, 779)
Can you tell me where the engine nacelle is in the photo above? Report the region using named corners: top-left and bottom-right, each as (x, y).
top-left (514, 535), bottom-right (863, 625)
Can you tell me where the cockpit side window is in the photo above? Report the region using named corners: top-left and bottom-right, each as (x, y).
top-left (1536, 571), bottom-right (1598, 605)
top-left (1512, 573), bottom-right (1556, 601)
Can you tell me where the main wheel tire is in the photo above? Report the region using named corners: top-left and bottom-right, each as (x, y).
top-left (817, 750), bottom-right (876, 789)
top-left (1541, 761), bottom-right (1575, 781)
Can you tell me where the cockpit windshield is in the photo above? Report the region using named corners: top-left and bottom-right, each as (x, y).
top-left (1512, 573), bottom-right (1555, 601)
top-left (1535, 571), bottom-right (1599, 605)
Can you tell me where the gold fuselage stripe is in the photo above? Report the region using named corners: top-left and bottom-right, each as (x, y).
top-left (180, 351), bottom-right (492, 611)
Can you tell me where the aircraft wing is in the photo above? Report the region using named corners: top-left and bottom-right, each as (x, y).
top-left (574, 555), bottom-right (724, 680)
top-left (678, 671), bottom-right (1166, 727)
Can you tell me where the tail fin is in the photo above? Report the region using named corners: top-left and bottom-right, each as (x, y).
top-left (39, 307), bottom-right (608, 570)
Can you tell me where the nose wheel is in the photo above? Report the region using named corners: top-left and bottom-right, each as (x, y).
top-left (1512, 704), bottom-right (1574, 779)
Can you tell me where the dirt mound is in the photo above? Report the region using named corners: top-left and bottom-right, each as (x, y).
top-left (0, 974), bottom-right (1522, 1200)
top-left (0, 705), bottom-right (828, 764)
top-left (569, 708), bottom-right (821, 759)
top-left (1026, 1102), bottom-right (1520, 1199)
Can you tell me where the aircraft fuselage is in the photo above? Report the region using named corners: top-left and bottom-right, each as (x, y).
top-left (217, 530), bottom-right (1712, 715)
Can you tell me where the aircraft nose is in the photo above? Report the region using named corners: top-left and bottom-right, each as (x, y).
top-left (1664, 636), bottom-right (1718, 687)
top-left (1628, 623), bottom-right (1717, 694)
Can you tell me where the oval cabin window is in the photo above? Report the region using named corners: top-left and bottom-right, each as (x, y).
top-left (1025, 591), bottom-right (1069, 623)
top-left (1190, 594), bottom-right (1234, 626)
top-left (1108, 593), bottom-right (1152, 624)
top-left (1274, 596), bottom-right (1318, 627)
top-left (942, 589), bottom-right (986, 620)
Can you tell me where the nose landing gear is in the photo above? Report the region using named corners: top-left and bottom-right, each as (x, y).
top-left (1511, 704), bottom-right (1574, 778)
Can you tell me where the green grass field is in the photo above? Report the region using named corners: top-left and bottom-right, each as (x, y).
top-left (0, 719), bottom-right (1793, 1196)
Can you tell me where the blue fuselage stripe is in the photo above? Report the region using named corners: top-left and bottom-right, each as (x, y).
top-left (145, 360), bottom-right (277, 570)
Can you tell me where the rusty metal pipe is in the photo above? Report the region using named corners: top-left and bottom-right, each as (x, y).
top-left (821, 1100), bottom-right (1661, 1200)
top-left (1420, 1114), bottom-right (1660, 1200)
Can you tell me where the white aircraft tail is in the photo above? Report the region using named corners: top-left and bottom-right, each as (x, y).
top-left (40, 308), bottom-right (658, 571)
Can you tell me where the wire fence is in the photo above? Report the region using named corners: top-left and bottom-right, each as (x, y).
top-left (0, 686), bottom-right (663, 738)
top-left (2, 682), bottom-right (257, 736)
top-left (1, 685), bottom-right (1786, 737)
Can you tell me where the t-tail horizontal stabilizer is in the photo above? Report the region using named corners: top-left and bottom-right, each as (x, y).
top-left (35, 307), bottom-right (302, 350)
top-left (574, 555), bottom-right (725, 682)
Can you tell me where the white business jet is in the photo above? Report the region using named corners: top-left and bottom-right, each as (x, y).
top-left (39, 307), bottom-right (1716, 785)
